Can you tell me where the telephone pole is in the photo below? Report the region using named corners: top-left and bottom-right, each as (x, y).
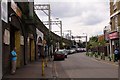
top-left (34, 4), bottom-right (51, 60)
top-left (43, 20), bottom-right (62, 37)
top-left (34, 4), bottom-right (51, 31)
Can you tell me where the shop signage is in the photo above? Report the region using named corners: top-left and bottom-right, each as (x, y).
top-left (1, 0), bottom-right (8, 23)
top-left (11, 0), bottom-right (22, 18)
top-left (109, 32), bottom-right (119, 39)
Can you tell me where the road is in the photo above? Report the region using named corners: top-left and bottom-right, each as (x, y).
top-left (54, 52), bottom-right (118, 78)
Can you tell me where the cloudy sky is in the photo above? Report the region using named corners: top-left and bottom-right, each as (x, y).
top-left (34, 0), bottom-right (110, 41)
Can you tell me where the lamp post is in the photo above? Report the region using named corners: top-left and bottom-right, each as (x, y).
top-left (55, 18), bottom-right (63, 48)
top-left (34, 4), bottom-right (51, 61)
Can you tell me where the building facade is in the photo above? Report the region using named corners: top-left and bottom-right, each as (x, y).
top-left (109, 0), bottom-right (120, 58)
top-left (2, 0), bottom-right (38, 77)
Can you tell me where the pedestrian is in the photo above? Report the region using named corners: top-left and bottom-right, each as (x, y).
top-left (114, 47), bottom-right (119, 62)
top-left (38, 46), bottom-right (41, 59)
top-left (10, 47), bottom-right (17, 74)
top-left (55, 48), bottom-right (58, 52)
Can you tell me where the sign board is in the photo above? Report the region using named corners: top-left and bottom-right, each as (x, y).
top-left (11, 0), bottom-right (22, 18)
top-left (3, 29), bottom-right (10, 45)
top-left (1, 0), bottom-right (8, 23)
top-left (20, 36), bottom-right (24, 45)
top-left (36, 28), bottom-right (44, 45)
top-left (109, 32), bottom-right (119, 40)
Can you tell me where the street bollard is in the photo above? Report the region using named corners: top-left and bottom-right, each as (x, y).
top-left (113, 54), bottom-right (115, 62)
top-left (42, 58), bottom-right (45, 76)
top-left (108, 56), bottom-right (111, 61)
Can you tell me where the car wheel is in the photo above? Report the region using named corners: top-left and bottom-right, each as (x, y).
top-left (65, 55), bottom-right (67, 58)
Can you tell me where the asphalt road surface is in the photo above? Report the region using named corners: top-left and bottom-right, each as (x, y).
top-left (54, 52), bottom-right (118, 78)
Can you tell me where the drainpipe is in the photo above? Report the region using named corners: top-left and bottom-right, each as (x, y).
top-left (109, 40), bottom-right (112, 61)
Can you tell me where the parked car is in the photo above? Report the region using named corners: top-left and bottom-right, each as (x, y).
top-left (54, 49), bottom-right (65, 60)
top-left (76, 48), bottom-right (86, 52)
top-left (69, 48), bottom-right (76, 54)
top-left (66, 49), bottom-right (70, 54)
top-left (76, 48), bottom-right (81, 52)
top-left (63, 49), bottom-right (68, 58)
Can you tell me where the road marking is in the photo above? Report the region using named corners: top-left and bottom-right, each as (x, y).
top-left (91, 57), bottom-right (118, 67)
top-left (52, 61), bottom-right (59, 78)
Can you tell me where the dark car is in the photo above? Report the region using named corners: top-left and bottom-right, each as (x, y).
top-left (54, 49), bottom-right (65, 60)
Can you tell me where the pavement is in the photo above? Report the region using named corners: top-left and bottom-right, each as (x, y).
top-left (91, 55), bottom-right (119, 66)
top-left (2, 58), bottom-right (56, 80)
top-left (53, 61), bottom-right (69, 78)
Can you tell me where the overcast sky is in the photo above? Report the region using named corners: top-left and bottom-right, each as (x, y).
top-left (34, 0), bottom-right (110, 41)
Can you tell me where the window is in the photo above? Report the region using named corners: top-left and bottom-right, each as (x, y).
top-left (114, 15), bottom-right (118, 30)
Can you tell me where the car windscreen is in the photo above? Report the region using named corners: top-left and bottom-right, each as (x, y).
top-left (56, 51), bottom-right (65, 54)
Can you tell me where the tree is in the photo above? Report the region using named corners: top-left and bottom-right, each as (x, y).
top-left (88, 36), bottom-right (98, 49)
top-left (88, 35), bottom-right (106, 49)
